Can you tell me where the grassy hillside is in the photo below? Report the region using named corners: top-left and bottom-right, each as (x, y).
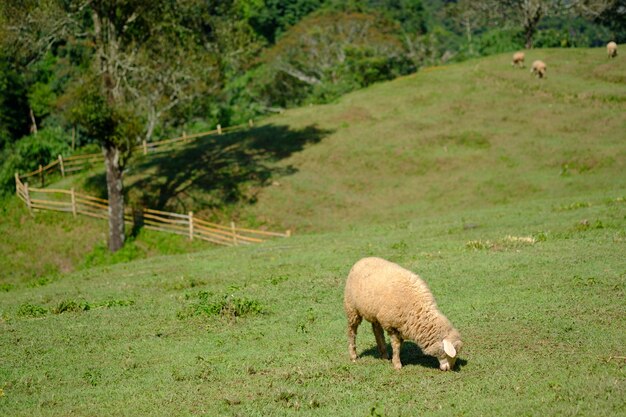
top-left (65, 46), bottom-right (626, 234)
top-left (0, 46), bottom-right (625, 415)
top-left (2, 46), bottom-right (624, 281)
top-left (1, 194), bottom-right (624, 416)
top-left (243, 47), bottom-right (626, 231)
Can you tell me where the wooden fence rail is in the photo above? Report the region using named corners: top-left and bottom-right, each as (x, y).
top-left (17, 120), bottom-right (253, 183)
top-left (14, 177), bottom-right (289, 247)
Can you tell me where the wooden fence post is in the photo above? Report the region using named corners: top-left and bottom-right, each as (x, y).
top-left (183, 131), bottom-right (187, 144)
top-left (70, 187), bottom-right (77, 217)
top-left (14, 172), bottom-right (19, 196)
top-left (39, 164), bottom-right (44, 187)
top-left (231, 221), bottom-right (238, 246)
top-left (217, 124), bottom-right (222, 135)
top-left (58, 155), bottom-right (65, 177)
top-left (286, 229), bottom-right (291, 237)
top-left (24, 182), bottom-right (32, 214)
top-left (188, 211), bottom-right (194, 240)
top-left (142, 140), bottom-right (148, 155)
top-left (248, 119), bottom-right (254, 128)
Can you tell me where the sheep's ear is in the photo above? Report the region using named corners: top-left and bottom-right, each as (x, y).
top-left (443, 339), bottom-right (457, 358)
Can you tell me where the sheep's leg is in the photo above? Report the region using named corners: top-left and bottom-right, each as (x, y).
top-left (388, 330), bottom-right (403, 370)
top-left (372, 322), bottom-right (388, 359)
top-left (347, 314), bottom-right (362, 362)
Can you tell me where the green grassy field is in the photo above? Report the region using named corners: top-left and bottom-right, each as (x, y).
top-left (1, 47), bottom-right (625, 415)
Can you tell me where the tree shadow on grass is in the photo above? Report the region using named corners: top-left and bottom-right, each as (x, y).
top-left (360, 341), bottom-right (468, 371)
top-left (84, 123), bottom-right (332, 218)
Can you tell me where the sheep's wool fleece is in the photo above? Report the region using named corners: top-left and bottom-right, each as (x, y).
top-left (344, 257), bottom-right (452, 354)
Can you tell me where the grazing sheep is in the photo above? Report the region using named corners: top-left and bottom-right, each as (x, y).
top-left (607, 41), bottom-right (617, 58)
top-left (512, 51), bottom-right (525, 67)
top-left (530, 60), bottom-right (547, 78)
top-left (344, 257), bottom-right (462, 370)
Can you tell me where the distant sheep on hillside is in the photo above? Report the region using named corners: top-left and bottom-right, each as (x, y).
top-left (512, 52), bottom-right (525, 67)
top-left (531, 60), bottom-right (547, 78)
top-left (607, 42), bottom-right (618, 58)
top-left (343, 257), bottom-right (462, 370)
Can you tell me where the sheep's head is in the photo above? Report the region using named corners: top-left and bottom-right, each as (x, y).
top-left (439, 334), bottom-right (462, 371)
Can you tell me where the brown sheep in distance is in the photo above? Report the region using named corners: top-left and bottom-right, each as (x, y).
top-left (512, 51), bottom-right (525, 67)
top-left (344, 257), bottom-right (463, 370)
top-left (531, 60), bottom-right (547, 78)
top-left (607, 42), bottom-right (618, 58)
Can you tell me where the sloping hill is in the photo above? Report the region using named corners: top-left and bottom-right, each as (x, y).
top-left (2, 46), bottom-right (625, 281)
top-left (0, 47), bottom-right (625, 416)
top-left (241, 47), bottom-right (626, 231)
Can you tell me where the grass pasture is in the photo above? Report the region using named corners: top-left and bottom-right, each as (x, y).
top-left (1, 46), bottom-right (625, 415)
top-left (1, 196), bottom-right (625, 416)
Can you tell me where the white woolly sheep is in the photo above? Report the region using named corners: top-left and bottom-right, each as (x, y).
top-left (512, 51), bottom-right (525, 67)
top-left (530, 60), bottom-right (547, 78)
top-left (607, 41), bottom-right (617, 58)
top-left (344, 257), bottom-right (462, 370)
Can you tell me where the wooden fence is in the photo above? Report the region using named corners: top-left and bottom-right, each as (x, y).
top-left (14, 174), bottom-right (290, 247)
top-left (17, 121), bottom-right (253, 184)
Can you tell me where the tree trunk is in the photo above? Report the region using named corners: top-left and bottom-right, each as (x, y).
top-left (522, 0), bottom-right (543, 49)
top-left (103, 143), bottom-right (125, 252)
top-left (145, 107), bottom-right (159, 143)
top-left (29, 107), bottom-right (38, 134)
top-left (465, 17), bottom-right (473, 54)
top-left (94, 8), bottom-right (127, 252)
top-left (524, 26), bottom-right (534, 49)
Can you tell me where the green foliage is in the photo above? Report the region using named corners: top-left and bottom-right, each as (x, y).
top-left (369, 0), bottom-right (428, 34)
top-left (477, 27), bottom-right (525, 55)
top-left (11, 127), bottom-right (69, 169)
top-left (66, 77), bottom-right (140, 155)
top-left (83, 368), bottom-right (102, 386)
top-left (16, 302), bottom-right (47, 318)
top-left (345, 46), bottom-right (413, 87)
top-left (0, 56), bottom-right (29, 149)
top-left (52, 299), bottom-right (91, 314)
top-left (82, 241), bottom-right (145, 270)
top-left (51, 298), bottom-right (135, 314)
top-left (248, 0), bottom-right (327, 43)
top-left (28, 82), bottom-right (56, 119)
top-left (79, 227), bottom-right (212, 272)
top-left (26, 52), bottom-right (60, 119)
top-left (536, 16), bottom-right (613, 48)
top-left (256, 11), bottom-right (410, 106)
top-left (595, 1), bottom-right (626, 43)
top-left (178, 290), bottom-right (265, 319)
top-left (0, 126), bottom-right (70, 194)
top-left (97, 299), bottom-right (135, 308)
top-left (553, 202), bottom-right (591, 212)
top-left (14, 298), bottom-right (135, 317)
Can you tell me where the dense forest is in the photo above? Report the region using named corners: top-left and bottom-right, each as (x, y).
top-left (0, 0), bottom-right (624, 250)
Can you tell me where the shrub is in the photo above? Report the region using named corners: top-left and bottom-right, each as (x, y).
top-left (477, 28), bottom-right (524, 55)
top-left (0, 127), bottom-right (71, 195)
top-left (17, 303), bottom-right (48, 318)
top-left (82, 241), bottom-right (145, 269)
top-left (178, 291), bottom-right (265, 320)
top-left (52, 299), bottom-right (91, 314)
